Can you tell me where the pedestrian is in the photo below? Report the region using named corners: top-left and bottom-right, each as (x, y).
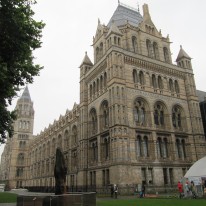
top-left (141, 184), bottom-right (145, 197)
top-left (191, 181), bottom-right (197, 199)
top-left (114, 184), bottom-right (118, 199)
top-left (177, 181), bottom-right (183, 198)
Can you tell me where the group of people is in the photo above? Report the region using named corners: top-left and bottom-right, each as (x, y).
top-left (177, 178), bottom-right (206, 199)
top-left (177, 180), bottom-right (195, 198)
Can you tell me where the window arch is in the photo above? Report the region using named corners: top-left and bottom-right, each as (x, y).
top-left (134, 99), bottom-right (146, 126)
top-left (153, 42), bottom-right (159, 60)
top-left (146, 39), bottom-right (152, 57)
top-left (132, 36), bottom-right (138, 53)
top-left (17, 153), bottom-right (24, 165)
top-left (157, 137), bottom-right (163, 157)
top-left (152, 74), bottom-right (157, 88)
top-left (169, 79), bottom-right (174, 92)
top-left (102, 137), bottom-right (110, 160)
top-left (72, 125), bottom-right (77, 145)
top-left (100, 100), bottom-right (109, 130)
top-left (90, 108), bottom-right (98, 135)
top-left (136, 135), bottom-right (142, 157)
top-left (133, 69), bottom-right (138, 83)
top-left (154, 102), bottom-right (165, 126)
top-left (158, 76), bottom-right (163, 89)
top-left (176, 138), bottom-right (186, 159)
top-left (139, 71), bottom-right (144, 85)
top-left (174, 80), bottom-right (180, 94)
top-left (163, 47), bottom-right (170, 63)
top-left (172, 106), bottom-right (182, 128)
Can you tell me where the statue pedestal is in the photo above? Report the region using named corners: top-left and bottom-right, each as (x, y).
top-left (17, 192), bottom-right (96, 206)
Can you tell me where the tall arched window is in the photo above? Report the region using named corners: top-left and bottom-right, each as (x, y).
top-left (17, 153), bottom-right (24, 165)
top-left (134, 100), bottom-right (146, 125)
top-left (146, 39), bottom-right (152, 57)
top-left (133, 69), bottom-right (138, 83)
top-left (153, 42), bottom-right (159, 60)
top-left (57, 134), bottom-right (62, 149)
top-left (152, 74), bottom-right (157, 88)
top-left (154, 103), bottom-right (164, 126)
top-left (139, 71), bottom-right (144, 85)
top-left (143, 136), bottom-right (149, 157)
top-left (172, 106), bottom-right (182, 128)
top-left (174, 80), bottom-right (180, 94)
top-left (72, 125), bottom-right (77, 145)
top-left (100, 42), bottom-right (103, 57)
top-left (90, 109), bottom-right (98, 135)
top-left (91, 141), bottom-right (98, 162)
top-left (158, 76), bottom-right (163, 89)
top-left (169, 79), bottom-right (174, 92)
top-left (136, 135), bottom-right (142, 157)
top-left (163, 47), bottom-right (170, 63)
top-left (157, 137), bottom-right (163, 157)
top-left (102, 137), bottom-right (109, 160)
top-left (176, 139), bottom-right (182, 158)
top-left (96, 47), bottom-right (99, 61)
top-left (64, 130), bottom-right (69, 150)
top-left (100, 101), bottom-right (109, 130)
top-left (163, 138), bottom-right (168, 158)
top-left (132, 36), bottom-right (138, 53)
top-left (104, 72), bottom-right (107, 88)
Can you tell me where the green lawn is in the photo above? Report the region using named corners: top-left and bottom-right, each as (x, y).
top-left (0, 192), bottom-right (17, 203)
top-left (97, 198), bottom-right (206, 206)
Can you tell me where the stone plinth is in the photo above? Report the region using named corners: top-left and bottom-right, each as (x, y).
top-left (17, 192), bottom-right (96, 206)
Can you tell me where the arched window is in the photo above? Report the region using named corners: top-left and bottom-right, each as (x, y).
top-left (157, 137), bottom-right (163, 157)
top-left (134, 100), bottom-right (146, 125)
top-left (163, 138), bottom-right (168, 158)
top-left (100, 75), bottom-right (103, 91)
top-left (172, 106), bottom-right (182, 128)
top-left (96, 47), bottom-right (99, 61)
top-left (17, 153), bottom-right (24, 165)
top-left (182, 139), bottom-right (186, 158)
top-left (158, 76), bottom-right (163, 89)
top-left (153, 42), bottom-right (159, 60)
top-left (103, 137), bottom-right (109, 160)
top-left (133, 69), bottom-right (138, 83)
top-left (90, 85), bottom-right (92, 99)
top-left (146, 39), bottom-right (152, 57)
top-left (64, 130), bottom-right (69, 150)
top-left (90, 109), bottom-right (98, 135)
top-left (104, 72), bottom-right (107, 88)
top-left (100, 42), bottom-right (103, 57)
top-left (93, 82), bottom-right (96, 96)
top-left (132, 36), bottom-right (138, 53)
top-left (57, 134), bottom-right (62, 149)
top-left (72, 125), bottom-right (77, 145)
top-left (169, 79), bottom-right (174, 92)
top-left (139, 71), bottom-right (144, 85)
top-left (154, 103), bottom-right (164, 126)
top-left (91, 141), bottom-right (98, 162)
top-left (152, 74), bottom-right (157, 88)
top-left (136, 135), bottom-right (142, 157)
top-left (176, 139), bottom-right (182, 158)
top-left (100, 101), bottom-right (109, 130)
top-left (174, 80), bottom-right (180, 94)
top-left (163, 47), bottom-right (170, 63)
top-left (143, 136), bottom-right (149, 157)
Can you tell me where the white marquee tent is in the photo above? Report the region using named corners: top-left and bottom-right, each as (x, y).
top-left (184, 156), bottom-right (206, 178)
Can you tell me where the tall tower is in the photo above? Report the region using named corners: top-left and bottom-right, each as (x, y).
top-left (1, 86), bottom-right (34, 189)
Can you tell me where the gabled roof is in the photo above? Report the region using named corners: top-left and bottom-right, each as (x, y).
top-left (176, 45), bottom-right (191, 61)
top-left (20, 86), bottom-right (31, 101)
top-left (107, 3), bottom-right (143, 28)
top-left (106, 20), bottom-right (122, 38)
top-left (79, 52), bottom-right (93, 67)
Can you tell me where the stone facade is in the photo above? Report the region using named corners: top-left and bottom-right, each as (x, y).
top-left (1, 2), bottom-right (206, 193)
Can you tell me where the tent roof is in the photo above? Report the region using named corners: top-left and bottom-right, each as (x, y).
top-left (184, 156), bottom-right (206, 177)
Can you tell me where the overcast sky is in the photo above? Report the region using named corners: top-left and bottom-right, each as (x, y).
top-left (1, 0), bottom-right (206, 157)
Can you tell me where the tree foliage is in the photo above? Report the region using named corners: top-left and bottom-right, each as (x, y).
top-left (0, 0), bottom-right (45, 143)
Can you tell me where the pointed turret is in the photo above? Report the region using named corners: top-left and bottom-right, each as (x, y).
top-left (20, 85), bottom-right (31, 101)
top-left (79, 52), bottom-right (93, 68)
top-left (176, 45), bottom-right (192, 69)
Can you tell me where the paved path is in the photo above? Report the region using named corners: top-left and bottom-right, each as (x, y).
top-left (0, 204), bottom-right (16, 206)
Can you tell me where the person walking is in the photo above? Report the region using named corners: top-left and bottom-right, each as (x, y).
top-left (191, 181), bottom-right (197, 199)
top-left (177, 181), bottom-right (183, 198)
top-left (114, 184), bottom-right (118, 199)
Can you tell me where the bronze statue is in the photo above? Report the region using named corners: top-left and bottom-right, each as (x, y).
top-left (54, 147), bottom-right (67, 195)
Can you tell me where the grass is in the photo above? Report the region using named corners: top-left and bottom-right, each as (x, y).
top-left (97, 198), bottom-right (206, 206)
top-left (0, 192), bottom-right (17, 203)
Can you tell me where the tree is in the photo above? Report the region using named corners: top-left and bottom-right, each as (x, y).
top-left (0, 0), bottom-right (45, 143)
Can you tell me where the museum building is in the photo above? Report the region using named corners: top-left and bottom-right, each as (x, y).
top-left (1, 2), bottom-right (206, 193)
